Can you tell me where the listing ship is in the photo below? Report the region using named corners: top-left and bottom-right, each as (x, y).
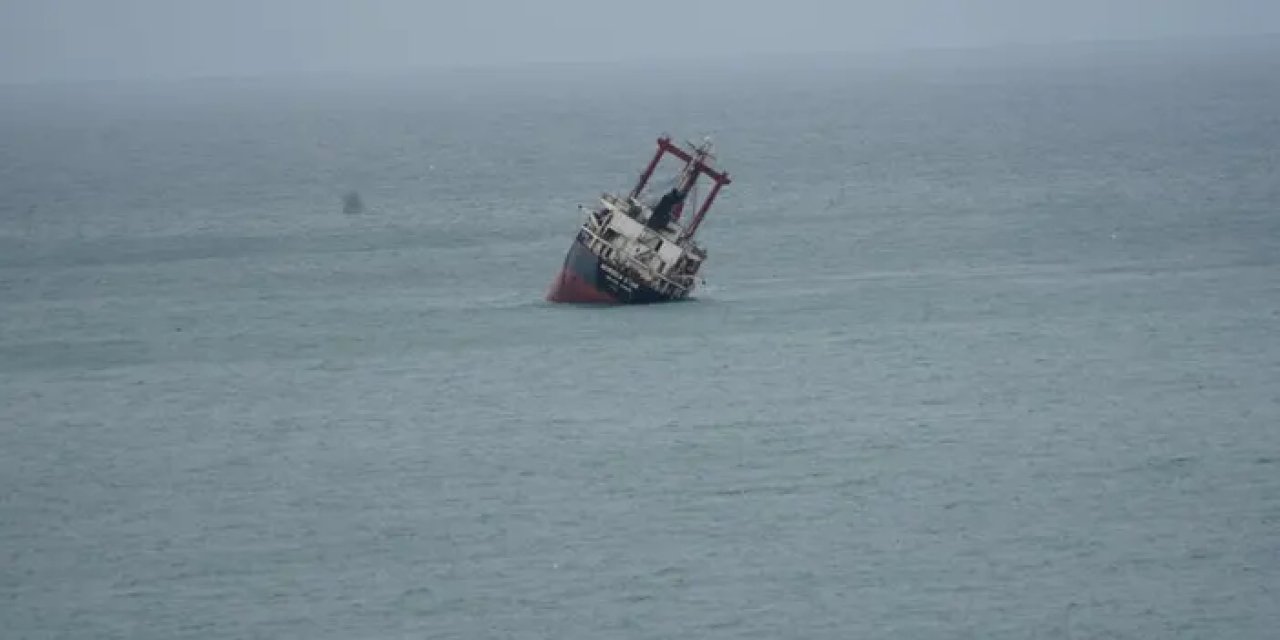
top-left (545, 135), bottom-right (732, 304)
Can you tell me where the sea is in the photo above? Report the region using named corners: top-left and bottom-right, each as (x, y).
top-left (2, 37), bottom-right (1278, 639)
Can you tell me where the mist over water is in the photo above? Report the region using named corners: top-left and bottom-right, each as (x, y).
top-left (2, 39), bottom-right (1279, 638)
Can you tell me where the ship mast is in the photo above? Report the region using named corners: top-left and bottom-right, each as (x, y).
top-left (627, 135), bottom-right (732, 241)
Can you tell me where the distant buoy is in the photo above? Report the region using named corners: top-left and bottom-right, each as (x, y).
top-left (342, 191), bottom-right (364, 215)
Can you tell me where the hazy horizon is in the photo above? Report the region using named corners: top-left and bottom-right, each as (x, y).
top-left (3, 0), bottom-right (1279, 84)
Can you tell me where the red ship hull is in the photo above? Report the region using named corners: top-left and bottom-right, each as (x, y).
top-left (546, 235), bottom-right (677, 304)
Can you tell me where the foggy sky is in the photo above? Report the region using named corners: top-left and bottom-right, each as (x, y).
top-left (2, 0), bottom-right (1278, 83)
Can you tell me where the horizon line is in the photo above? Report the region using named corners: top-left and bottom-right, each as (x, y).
top-left (2, 30), bottom-right (1277, 90)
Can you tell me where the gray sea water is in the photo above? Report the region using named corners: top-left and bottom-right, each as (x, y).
top-left (3, 38), bottom-right (1279, 639)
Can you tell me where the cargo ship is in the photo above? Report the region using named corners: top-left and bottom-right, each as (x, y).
top-left (546, 135), bottom-right (732, 304)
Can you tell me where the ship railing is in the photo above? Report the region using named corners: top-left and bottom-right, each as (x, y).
top-left (598, 192), bottom-right (689, 243)
top-left (576, 225), bottom-right (693, 294)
